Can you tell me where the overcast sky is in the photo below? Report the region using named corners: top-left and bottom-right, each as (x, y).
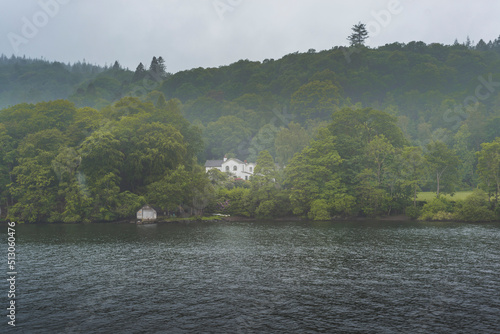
top-left (1, 0), bottom-right (499, 73)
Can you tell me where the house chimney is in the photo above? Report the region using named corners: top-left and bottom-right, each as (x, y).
top-left (244, 160), bottom-right (247, 164)
top-left (223, 155), bottom-right (227, 162)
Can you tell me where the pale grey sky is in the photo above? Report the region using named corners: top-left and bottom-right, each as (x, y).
top-left (1, 0), bottom-right (499, 73)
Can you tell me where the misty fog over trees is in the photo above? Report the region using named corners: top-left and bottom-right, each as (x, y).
top-left (1, 35), bottom-right (500, 222)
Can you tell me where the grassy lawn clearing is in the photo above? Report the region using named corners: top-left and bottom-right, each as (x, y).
top-left (417, 191), bottom-right (473, 202)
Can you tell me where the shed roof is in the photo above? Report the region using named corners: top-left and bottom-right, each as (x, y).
top-left (139, 205), bottom-right (156, 212)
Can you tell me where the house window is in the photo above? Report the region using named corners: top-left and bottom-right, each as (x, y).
top-left (245, 176), bottom-right (248, 180)
top-left (233, 166), bottom-right (237, 171)
top-left (249, 167), bottom-right (253, 172)
top-left (225, 166), bottom-right (229, 172)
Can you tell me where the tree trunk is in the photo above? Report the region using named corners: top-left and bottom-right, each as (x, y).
top-left (413, 185), bottom-right (417, 207)
top-left (496, 182), bottom-right (499, 208)
top-left (487, 181), bottom-right (492, 204)
top-left (436, 172), bottom-right (440, 197)
top-left (377, 162), bottom-right (382, 185)
top-left (8, 166), bottom-right (13, 206)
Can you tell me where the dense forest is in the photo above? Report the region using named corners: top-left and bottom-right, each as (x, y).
top-left (1, 37), bottom-right (500, 222)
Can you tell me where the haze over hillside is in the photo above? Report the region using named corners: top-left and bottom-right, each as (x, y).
top-left (2, 38), bottom-right (500, 149)
top-left (1, 37), bottom-right (500, 223)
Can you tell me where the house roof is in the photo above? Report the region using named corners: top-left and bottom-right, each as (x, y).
top-left (205, 158), bottom-right (256, 167)
top-left (205, 160), bottom-right (224, 167)
top-left (225, 158), bottom-right (244, 164)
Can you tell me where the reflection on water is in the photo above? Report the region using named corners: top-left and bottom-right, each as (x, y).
top-left (6, 220), bottom-right (500, 333)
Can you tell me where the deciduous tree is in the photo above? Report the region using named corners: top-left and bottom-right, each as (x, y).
top-left (476, 137), bottom-right (500, 206)
top-left (274, 122), bottom-right (310, 166)
top-left (425, 141), bottom-right (460, 197)
top-left (290, 80), bottom-right (341, 119)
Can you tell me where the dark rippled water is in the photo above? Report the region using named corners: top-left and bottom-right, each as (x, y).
top-left (4, 220), bottom-right (500, 333)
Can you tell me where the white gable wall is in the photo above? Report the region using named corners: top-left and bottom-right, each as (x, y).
top-left (207, 158), bottom-right (256, 180)
top-left (205, 158), bottom-right (255, 180)
top-left (228, 160), bottom-right (255, 179)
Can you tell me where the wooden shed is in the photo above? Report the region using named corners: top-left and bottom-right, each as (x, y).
top-left (137, 205), bottom-right (157, 222)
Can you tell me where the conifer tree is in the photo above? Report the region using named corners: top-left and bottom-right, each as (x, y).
top-left (476, 39), bottom-right (488, 51)
top-left (157, 56), bottom-right (166, 76)
top-left (149, 56), bottom-right (159, 73)
top-left (347, 22), bottom-right (368, 47)
top-left (132, 62), bottom-right (146, 82)
top-left (149, 56), bottom-right (167, 79)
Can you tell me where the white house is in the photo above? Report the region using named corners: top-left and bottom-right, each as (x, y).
top-left (205, 156), bottom-right (256, 180)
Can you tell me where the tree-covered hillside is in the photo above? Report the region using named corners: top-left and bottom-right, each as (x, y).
top-left (1, 39), bottom-right (500, 222)
top-left (0, 55), bottom-right (108, 108)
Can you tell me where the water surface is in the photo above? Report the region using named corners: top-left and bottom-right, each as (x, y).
top-left (5, 220), bottom-right (500, 333)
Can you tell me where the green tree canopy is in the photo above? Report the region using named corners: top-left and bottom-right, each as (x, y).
top-left (476, 137), bottom-right (500, 206)
top-left (290, 80), bottom-right (342, 119)
top-left (203, 115), bottom-right (252, 159)
top-left (284, 129), bottom-right (352, 217)
top-left (425, 141), bottom-right (460, 197)
top-left (274, 122), bottom-right (310, 166)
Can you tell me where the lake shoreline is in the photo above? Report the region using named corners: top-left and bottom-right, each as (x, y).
top-left (2, 214), bottom-right (500, 224)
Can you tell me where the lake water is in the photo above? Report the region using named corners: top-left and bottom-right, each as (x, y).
top-left (4, 220), bottom-right (500, 333)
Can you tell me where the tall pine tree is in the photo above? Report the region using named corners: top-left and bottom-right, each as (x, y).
top-left (347, 22), bottom-right (368, 47)
top-left (132, 62), bottom-right (146, 82)
top-left (149, 56), bottom-right (167, 79)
